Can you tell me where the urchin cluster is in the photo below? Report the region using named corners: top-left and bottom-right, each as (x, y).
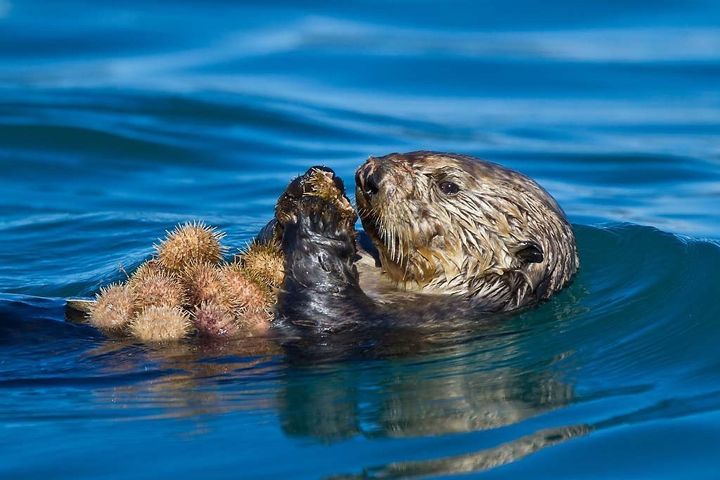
top-left (89, 222), bottom-right (280, 343)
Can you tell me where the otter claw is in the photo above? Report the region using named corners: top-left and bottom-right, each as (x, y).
top-left (301, 197), bottom-right (355, 236)
top-left (275, 167), bottom-right (355, 228)
top-left (282, 166), bottom-right (337, 200)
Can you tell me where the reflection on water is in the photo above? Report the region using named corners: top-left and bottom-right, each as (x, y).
top-left (87, 340), bottom-right (281, 420)
top-left (87, 323), bottom-right (575, 426)
top-left (86, 330), bottom-right (581, 478)
top-left (334, 425), bottom-right (592, 480)
top-left (278, 347), bottom-right (574, 441)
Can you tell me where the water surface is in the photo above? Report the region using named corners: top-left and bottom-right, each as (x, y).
top-left (1, 1), bottom-right (720, 478)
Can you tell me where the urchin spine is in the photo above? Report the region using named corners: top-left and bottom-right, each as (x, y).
top-left (130, 306), bottom-right (193, 343)
top-left (91, 222), bottom-right (277, 343)
top-left (89, 283), bottom-right (135, 334)
top-left (155, 221), bottom-right (226, 274)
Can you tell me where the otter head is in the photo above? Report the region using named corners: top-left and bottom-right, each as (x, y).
top-left (355, 151), bottom-right (579, 311)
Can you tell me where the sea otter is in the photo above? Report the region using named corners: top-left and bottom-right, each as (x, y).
top-left (67, 152), bottom-right (578, 347)
top-left (270, 152), bottom-right (578, 344)
top-left (354, 151), bottom-right (578, 310)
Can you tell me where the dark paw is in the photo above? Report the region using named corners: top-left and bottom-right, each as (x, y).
top-left (294, 196), bottom-right (356, 240)
top-left (275, 167), bottom-right (356, 231)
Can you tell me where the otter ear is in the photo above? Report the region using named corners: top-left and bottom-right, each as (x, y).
top-left (515, 241), bottom-right (544, 264)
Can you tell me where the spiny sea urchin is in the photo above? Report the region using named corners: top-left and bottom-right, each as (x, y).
top-left (193, 301), bottom-right (240, 338)
top-left (240, 242), bottom-right (284, 289)
top-left (89, 283), bottom-right (135, 334)
top-left (221, 263), bottom-right (272, 335)
top-left (221, 263), bottom-right (269, 308)
top-left (129, 269), bottom-right (186, 312)
top-left (155, 221), bottom-right (226, 274)
top-left (181, 261), bottom-right (227, 307)
top-left (85, 219), bottom-right (282, 343)
top-left (236, 307), bottom-right (271, 337)
top-left (129, 305), bottom-right (193, 343)
top-left (126, 260), bottom-right (164, 287)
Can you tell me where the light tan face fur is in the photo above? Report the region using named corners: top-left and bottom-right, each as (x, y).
top-left (355, 151), bottom-right (578, 310)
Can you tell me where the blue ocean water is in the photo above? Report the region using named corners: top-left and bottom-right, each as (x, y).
top-left (1, 1), bottom-right (720, 478)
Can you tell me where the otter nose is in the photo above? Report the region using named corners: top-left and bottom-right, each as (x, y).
top-left (356, 159), bottom-right (383, 197)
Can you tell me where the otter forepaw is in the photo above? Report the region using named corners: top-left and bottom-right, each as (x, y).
top-left (277, 167), bottom-right (359, 289)
top-left (294, 195), bottom-right (357, 241)
top-left (276, 167), bottom-right (355, 226)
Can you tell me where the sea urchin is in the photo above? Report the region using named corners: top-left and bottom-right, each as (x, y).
top-left (155, 221), bottom-right (226, 274)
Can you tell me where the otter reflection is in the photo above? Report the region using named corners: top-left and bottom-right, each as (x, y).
top-left (278, 334), bottom-right (575, 441)
top-left (82, 319), bottom-right (586, 478)
top-left (88, 323), bottom-right (576, 437)
top-left (332, 424), bottom-right (592, 480)
top-left (276, 331), bottom-right (587, 479)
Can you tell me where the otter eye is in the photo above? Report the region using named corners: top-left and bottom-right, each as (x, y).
top-left (438, 181), bottom-right (460, 195)
top-left (516, 241), bottom-right (544, 264)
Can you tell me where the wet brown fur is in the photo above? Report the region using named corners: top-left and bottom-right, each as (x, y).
top-left (355, 151), bottom-right (578, 311)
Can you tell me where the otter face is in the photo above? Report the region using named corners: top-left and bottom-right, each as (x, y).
top-left (355, 151), bottom-right (578, 310)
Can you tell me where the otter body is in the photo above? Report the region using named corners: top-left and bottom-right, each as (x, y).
top-left (68, 152), bottom-right (577, 352)
top-left (272, 152), bottom-right (579, 351)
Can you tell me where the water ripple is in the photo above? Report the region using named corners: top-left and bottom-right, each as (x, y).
top-left (1, 1), bottom-right (720, 478)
